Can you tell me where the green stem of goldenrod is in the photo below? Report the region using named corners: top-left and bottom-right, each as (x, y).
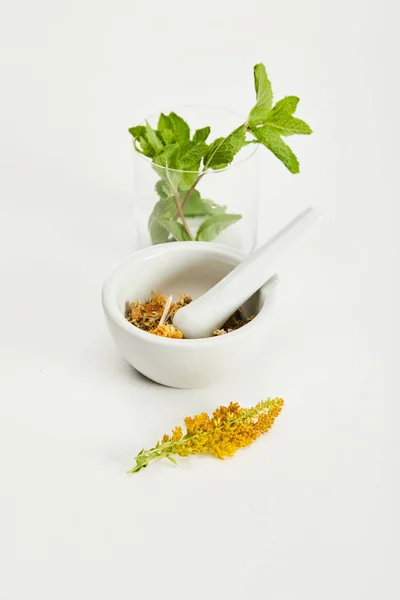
top-left (127, 440), bottom-right (178, 473)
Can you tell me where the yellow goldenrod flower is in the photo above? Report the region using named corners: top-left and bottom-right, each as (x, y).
top-left (128, 398), bottom-right (284, 473)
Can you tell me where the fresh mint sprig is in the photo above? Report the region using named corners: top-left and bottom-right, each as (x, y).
top-left (129, 63), bottom-right (312, 243)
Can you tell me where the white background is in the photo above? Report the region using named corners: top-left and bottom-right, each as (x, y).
top-left (1, 1), bottom-right (398, 598)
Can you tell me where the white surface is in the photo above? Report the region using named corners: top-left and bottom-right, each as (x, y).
top-left (102, 242), bottom-right (278, 387)
top-left (0, 1), bottom-right (398, 599)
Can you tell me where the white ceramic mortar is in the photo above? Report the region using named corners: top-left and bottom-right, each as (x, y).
top-left (102, 242), bottom-right (278, 388)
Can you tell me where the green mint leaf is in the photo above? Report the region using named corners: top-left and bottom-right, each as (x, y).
top-left (193, 127), bottom-right (211, 143)
top-left (206, 201), bottom-right (227, 216)
top-left (252, 127), bottom-right (299, 173)
top-left (247, 63), bottom-right (273, 127)
top-left (178, 141), bottom-right (209, 170)
top-left (153, 143), bottom-right (180, 168)
top-left (184, 193), bottom-right (227, 217)
top-left (159, 129), bottom-right (175, 145)
top-left (183, 192), bottom-right (211, 217)
top-left (148, 197), bottom-right (176, 244)
top-left (128, 124), bottom-right (155, 157)
top-left (149, 197), bottom-right (176, 220)
top-left (202, 137), bottom-right (223, 166)
top-left (254, 63), bottom-right (273, 107)
top-left (270, 116), bottom-right (312, 136)
top-left (204, 137), bottom-right (225, 159)
top-left (157, 113), bottom-right (173, 131)
top-left (145, 121), bottom-right (164, 154)
top-left (153, 144), bottom-right (182, 191)
top-left (179, 171), bottom-right (200, 190)
top-left (155, 179), bottom-right (171, 200)
top-left (259, 96), bottom-right (313, 136)
top-left (181, 190), bottom-right (202, 216)
top-left (138, 135), bottom-right (154, 157)
top-left (168, 112), bottom-right (190, 144)
top-left (157, 219), bottom-right (191, 241)
top-left (128, 125), bottom-right (146, 140)
top-left (154, 189), bottom-right (226, 219)
top-left (270, 96), bottom-right (299, 116)
top-left (203, 126), bottom-right (246, 170)
top-left (196, 213), bottom-right (242, 242)
top-left (149, 219), bottom-right (170, 244)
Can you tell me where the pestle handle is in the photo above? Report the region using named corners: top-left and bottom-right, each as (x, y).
top-left (173, 206), bottom-right (320, 339)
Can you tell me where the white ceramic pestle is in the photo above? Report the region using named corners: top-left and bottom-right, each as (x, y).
top-left (173, 206), bottom-right (320, 339)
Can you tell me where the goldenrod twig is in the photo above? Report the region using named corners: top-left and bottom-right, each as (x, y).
top-left (128, 398), bottom-right (284, 473)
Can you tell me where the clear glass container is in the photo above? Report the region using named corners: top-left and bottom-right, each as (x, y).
top-left (132, 106), bottom-right (260, 253)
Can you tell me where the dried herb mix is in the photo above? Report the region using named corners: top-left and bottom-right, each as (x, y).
top-left (125, 292), bottom-right (254, 338)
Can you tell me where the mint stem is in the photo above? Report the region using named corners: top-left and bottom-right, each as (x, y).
top-left (172, 172), bottom-right (205, 222)
top-left (181, 173), bottom-right (205, 211)
top-left (172, 189), bottom-right (194, 239)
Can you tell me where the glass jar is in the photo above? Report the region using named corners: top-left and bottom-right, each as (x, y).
top-left (131, 106), bottom-right (260, 253)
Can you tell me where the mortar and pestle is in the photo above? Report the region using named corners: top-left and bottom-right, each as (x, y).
top-left (102, 206), bottom-right (320, 388)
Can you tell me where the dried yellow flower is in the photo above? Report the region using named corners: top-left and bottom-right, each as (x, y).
top-left (151, 324), bottom-right (183, 338)
top-left (128, 398), bottom-right (284, 473)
